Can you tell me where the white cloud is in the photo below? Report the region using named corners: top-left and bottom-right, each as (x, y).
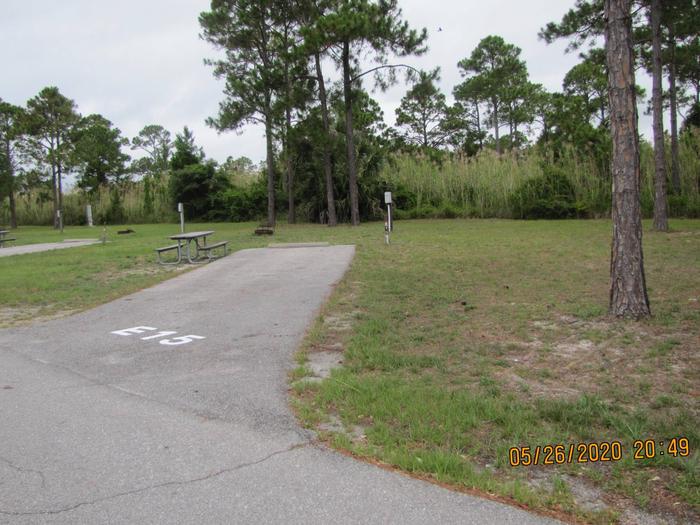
top-left (1, 0), bottom-right (657, 163)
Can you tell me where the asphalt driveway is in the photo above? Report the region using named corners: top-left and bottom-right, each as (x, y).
top-left (0, 246), bottom-right (562, 524)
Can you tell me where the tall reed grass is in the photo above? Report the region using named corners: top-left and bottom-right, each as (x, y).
top-left (380, 133), bottom-right (700, 219)
top-left (1, 177), bottom-right (175, 226)
top-left (2, 133), bottom-right (699, 226)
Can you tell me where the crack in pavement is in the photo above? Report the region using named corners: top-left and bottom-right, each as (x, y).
top-left (0, 456), bottom-right (46, 489)
top-left (0, 442), bottom-right (312, 517)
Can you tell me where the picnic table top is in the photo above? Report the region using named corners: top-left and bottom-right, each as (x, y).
top-left (169, 230), bottom-right (215, 240)
top-left (0, 230), bottom-right (10, 235)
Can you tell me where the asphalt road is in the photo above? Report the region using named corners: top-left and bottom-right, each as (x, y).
top-left (0, 240), bottom-right (100, 258)
top-left (0, 246), bottom-right (562, 524)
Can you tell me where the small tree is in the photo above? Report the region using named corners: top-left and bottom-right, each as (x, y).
top-left (130, 124), bottom-right (172, 179)
top-left (200, 0), bottom-right (289, 227)
top-left (24, 87), bottom-right (81, 229)
top-left (395, 69), bottom-right (448, 150)
top-left (563, 49), bottom-right (609, 125)
top-left (456, 36), bottom-right (529, 154)
top-left (72, 114), bottom-right (130, 193)
top-left (298, 0), bottom-right (341, 225)
top-left (167, 128), bottom-right (228, 221)
top-left (169, 162), bottom-right (231, 221)
top-left (451, 78), bottom-right (488, 153)
top-left (170, 127), bottom-right (204, 171)
top-left (309, 0), bottom-right (427, 225)
top-left (0, 99), bottom-right (26, 228)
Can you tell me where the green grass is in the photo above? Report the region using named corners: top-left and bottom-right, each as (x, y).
top-left (290, 218), bottom-right (700, 524)
top-left (1, 218), bottom-right (699, 523)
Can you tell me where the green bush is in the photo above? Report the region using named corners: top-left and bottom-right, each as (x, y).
top-left (394, 204), bottom-right (471, 220)
top-left (668, 194), bottom-right (700, 218)
top-left (169, 162), bottom-right (230, 221)
top-left (224, 176), bottom-right (267, 222)
top-left (383, 182), bottom-right (418, 211)
top-left (96, 187), bottom-right (125, 224)
top-left (510, 165), bottom-right (580, 219)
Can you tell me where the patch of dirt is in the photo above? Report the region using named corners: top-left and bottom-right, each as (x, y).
top-left (501, 370), bottom-right (581, 399)
top-left (485, 314), bottom-right (699, 415)
top-left (667, 230), bottom-right (700, 237)
top-left (0, 306), bottom-right (78, 328)
top-left (317, 413), bottom-right (367, 443)
top-left (533, 321), bottom-right (557, 330)
top-left (553, 339), bottom-right (595, 357)
top-left (322, 312), bottom-right (357, 332)
top-left (528, 469), bottom-right (698, 525)
top-left (529, 470), bottom-right (611, 514)
top-left (100, 263), bottom-right (188, 283)
top-left (306, 350), bottom-right (344, 379)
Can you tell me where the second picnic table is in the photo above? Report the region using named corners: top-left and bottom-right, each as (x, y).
top-left (0, 230), bottom-right (16, 248)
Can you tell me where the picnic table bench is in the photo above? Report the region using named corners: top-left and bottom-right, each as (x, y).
top-left (156, 231), bottom-right (228, 265)
top-left (0, 230), bottom-right (16, 248)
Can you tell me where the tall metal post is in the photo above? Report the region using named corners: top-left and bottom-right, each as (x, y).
top-left (178, 203), bottom-right (185, 233)
top-left (384, 191), bottom-right (393, 245)
top-left (384, 192), bottom-right (393, 232)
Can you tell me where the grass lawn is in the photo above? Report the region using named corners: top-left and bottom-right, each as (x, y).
top-left (1, 219), bottom-right (698, 523)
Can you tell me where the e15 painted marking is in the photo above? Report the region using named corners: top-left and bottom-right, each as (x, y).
top-left (111, 326), bottom-right (206, 346)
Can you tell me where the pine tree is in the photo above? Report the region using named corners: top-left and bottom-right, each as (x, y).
top-left (24, 87), bottom-right (81, 229)
top-left (606, 0), bottom-right (652, 318)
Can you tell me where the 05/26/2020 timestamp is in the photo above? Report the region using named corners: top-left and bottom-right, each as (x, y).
top-left (508, 437), bottom-right (690, 467)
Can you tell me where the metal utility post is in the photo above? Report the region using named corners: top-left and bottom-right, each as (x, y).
top-left (384, 191), bottom-right (393, 245)
top-left (178, 203), bottom-right (185, 233)
top-left (86, 205), bottom-right (93, 227)
top-left (384, 192), bottom-right (393, 231)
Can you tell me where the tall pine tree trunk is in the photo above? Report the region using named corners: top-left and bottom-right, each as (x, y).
top-left (56, 133), bottom-right (65, 230)
top-left (315, 53), bottom-right (337, 226)
top-left (475, 102), bottom-right (483, 150)
top-left (57, 163), bottom-right (63, 229)
top-left (286, 149), bottom-right (294, 224)
top-left (508, 113), bottom-right (514, 150)
top-left (51, 163), bottom-right (58, 229)
top-left (650, 0), bottom-right (669, 232)
top-left (343, 40), bottom-right (360, 226)
top-left (668, 36), bottom-right (681, 194)
top-left (4, 140), bottom-right (17, 228)
top-left (264, 95), bottom-right (275, 228)
top-left (492, 99), bottom-right (501, 154)
top-left (285, 92), bottom-right (295, 224)
top-left (8, 189), bottom-right (17, 229)
top-left (606, 0), bottom-right (651, 319)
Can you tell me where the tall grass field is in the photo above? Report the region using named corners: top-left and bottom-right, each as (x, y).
top-left (381, 134), bottom-right (700, 220)
top-left (2, 131), bottom-right (699, 226)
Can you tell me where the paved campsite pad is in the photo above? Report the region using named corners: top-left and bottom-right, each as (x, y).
top-left (0, 246), bottom-right (562, 524)
top-left (0, 239), bottom-right (100, 257)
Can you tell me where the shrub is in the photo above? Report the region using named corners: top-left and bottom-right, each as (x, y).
top-left (224, 176), bottom-right (267, 222)
top-left (97, 187), bottom-right (126, 224)
top-left (169, 161), bottom-right (230, 221)
top-left (510, 165), bottom-right (580, 219)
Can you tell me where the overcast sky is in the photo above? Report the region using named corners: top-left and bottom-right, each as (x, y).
top-left (1, 1), bottom-right (655, 164)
